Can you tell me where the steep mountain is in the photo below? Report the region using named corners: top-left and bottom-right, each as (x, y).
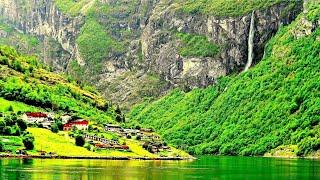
top-left (129, 0), bottom-right (320, 157)
top-left (0, 0), bottom-right (303, 110)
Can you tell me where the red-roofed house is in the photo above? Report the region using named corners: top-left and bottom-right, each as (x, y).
top-left (21, 112), bottom-right (55, 129)
top-left (22, 112), bottom-right (48, 123)
top-left (63, 120), bottom-right (89, 131)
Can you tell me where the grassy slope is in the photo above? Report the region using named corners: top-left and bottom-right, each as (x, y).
top-left (28, 128), bottom-right (190, 158)
top-left (174, 0), bottom-right (296, 16)
top-left (129, 3), bottom-right (320, 156)
top-left (0, 98), bottom-right (40, 112)
top-left (0, 45), bottom-right (114, 124)
top-left (0, 136), bottom-right (24, 152)
top-left (28, 128), bottom-right (98, 156)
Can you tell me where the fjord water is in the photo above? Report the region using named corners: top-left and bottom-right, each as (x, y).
top-left (0, 156), bottom-right (319, 179)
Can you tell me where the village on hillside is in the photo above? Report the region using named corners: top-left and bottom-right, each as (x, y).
top-left (20, 112), bottom-right (171, 155)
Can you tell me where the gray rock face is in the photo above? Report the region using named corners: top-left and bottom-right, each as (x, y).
top-left (141, 1), bottom-right (303, 87)
top-left (0, 0), bottom-right (303, 108)
top-left (0, 0), bottom-right (83, 70)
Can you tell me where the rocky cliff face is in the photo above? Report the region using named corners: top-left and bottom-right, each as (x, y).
top-left (0, 0), bottom-right (83, 70)
top-left (141, 1), bottom-right (303, 88)
top-left (0, 0), bottom-right (303, 109)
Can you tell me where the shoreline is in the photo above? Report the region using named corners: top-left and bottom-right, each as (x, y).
top-left (263, 155), bottom-right (319, 160)
top-left (0, 154), bottom-right (196, 161)
top-left (1, 154), bottom-right (319, 160)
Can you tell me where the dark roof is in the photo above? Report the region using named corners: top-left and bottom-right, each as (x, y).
top-left (63, 120), bottom-right (89, 127)
top-left (106, 124), bottom-right (121, 128)
top-left (26, 112), bottom-right (47, 118)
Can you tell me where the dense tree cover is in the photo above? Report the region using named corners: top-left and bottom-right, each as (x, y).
top-left (129, 9), bottom-right (320, 156)
top-left (0, 46), bottom-right (116, 124)
top-left (174, 0), bottom-right (298, 17)
top-left (0, 112), bottom-right (35, 150)
top-left (0, 113), bottom-right (26, 136)
top-left (176, 32), bottom-right (220, 58)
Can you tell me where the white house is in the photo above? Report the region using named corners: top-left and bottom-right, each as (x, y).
top-left (63, 120), bottom-right (89, 131)
top-left (105, 124), bottom-right (122, 132)
top-left (61, 114), bottom-right (72, 124)
top-left (21, 112), bottom-right (55, 129)
top-left (22, 112), bottom-right (48, 124)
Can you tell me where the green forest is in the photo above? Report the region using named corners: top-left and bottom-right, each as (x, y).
top-left (129, 4), bottom-right (320, 156)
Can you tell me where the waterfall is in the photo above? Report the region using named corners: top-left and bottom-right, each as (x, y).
top-left (244, 11), bottom-right (255, 72)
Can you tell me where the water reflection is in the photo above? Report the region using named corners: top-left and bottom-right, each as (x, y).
top-left (0, 156), bottom-right (319, 180)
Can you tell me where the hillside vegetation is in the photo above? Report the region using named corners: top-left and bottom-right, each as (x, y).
top-left (174, 0), bottom-right (295, 16)
top-left (129, 4), bottom-right (320, 156)
top-left (53, 0), bottom-right (95, 16)
top-left (0, 45), bottom-right (114, 123)
top-left (176, 32), bottom-right (220, 58)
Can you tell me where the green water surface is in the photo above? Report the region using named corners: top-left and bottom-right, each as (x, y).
top-left (0, 156), bottom-right (319, 179)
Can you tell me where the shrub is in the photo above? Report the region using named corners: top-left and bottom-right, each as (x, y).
top-left (3, 126), bottom-right (12, 135)
top-left (0, 120), bottom-right (5, 132)
top-left (23, 134), bottom-right (35, 150)
top-left (75, 135), bottom-right (85, 147)
top-left (17, 119), bottom-right (27, 131)
top-left (7, 105), bottom-right (14, 112)
top-left (0, 141), bottom-right (4, 152)
top-left (84, 143), bottom-right (91, 151)
top-left (12, 125), bottom-right (21, 136)
top-left (136, 135), bottom-right (141, 141)
top-left (51, 123), bottom-right (59, 133)
top-left (88, 125), bottom-right (93, 132)
top-left (0, 56), bottom-right (9, 65)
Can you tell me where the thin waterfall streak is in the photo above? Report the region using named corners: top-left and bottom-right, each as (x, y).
top-left (244, 11), bottom-right (255, 72)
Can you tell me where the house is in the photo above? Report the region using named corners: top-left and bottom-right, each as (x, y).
top-left (105, 124), bottom-right (122, 132)
top-left (140, 128), bottom-right (153, 133)
top-left (151, 146), bottom-right (159, 153)
top-left (21, 112), bottom-right (55, 129)
top-left (162, 146), bottom-right (170, 150)
top-left (41, 118), bottom-right (55, 129)
top-left (61, 114), bottom-right (72, 124)
top-left (121, 145), bottom-right (130, 150)
top-left (63, 120), bottom-right (89, 131)
top-left (152, 135), bottom-right (161, 141)
top-left (22, 112), bottom-right (48, 124)
top-left (123, 129), bottom-right (140, 135)
top-left (95, 143), bottom-right (107, 149)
